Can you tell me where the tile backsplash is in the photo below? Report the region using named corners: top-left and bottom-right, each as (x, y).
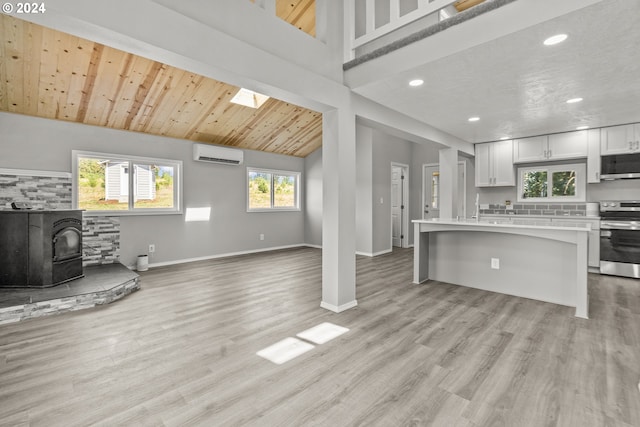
top-left (480, 203), bottom-right (588, 216)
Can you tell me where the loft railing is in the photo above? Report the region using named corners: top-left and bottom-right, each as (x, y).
top-left (345, 0), bottom-right (479, 62)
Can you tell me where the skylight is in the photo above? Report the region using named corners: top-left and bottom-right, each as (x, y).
top-left (230, 88), bottom-right (270, 109)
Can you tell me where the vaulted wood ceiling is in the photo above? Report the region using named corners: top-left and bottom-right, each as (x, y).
top-left (0, 13), bottom-right (323, 158)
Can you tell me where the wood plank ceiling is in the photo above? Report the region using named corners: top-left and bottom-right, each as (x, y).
top-left (0, 12), bottom-right (323, 158)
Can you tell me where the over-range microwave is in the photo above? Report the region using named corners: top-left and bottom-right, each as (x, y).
top-left (601, 152), bottom-right (640, 180)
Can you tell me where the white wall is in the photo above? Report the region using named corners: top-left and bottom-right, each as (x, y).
top-left (0, 112), bottom-right (306, 267)
top-left (304, 147), bottom-right (323, 247)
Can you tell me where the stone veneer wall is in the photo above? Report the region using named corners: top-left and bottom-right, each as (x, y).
top-left (0, 174), bottom-right (72, 209)
top-left (0, 170), bottom-right (120, 266)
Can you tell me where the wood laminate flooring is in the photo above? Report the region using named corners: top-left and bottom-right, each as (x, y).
top-left (0, 247), bottom-right (639, 426)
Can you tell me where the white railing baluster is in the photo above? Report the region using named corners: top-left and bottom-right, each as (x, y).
top-left (347, 0), bottom-right (461, 59)
top-left (365, 0), bottom-right (376, 34)
top-left (390, 0), bottom-right (401, 22)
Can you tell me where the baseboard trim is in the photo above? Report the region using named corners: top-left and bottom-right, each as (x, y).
top-left (320, 300), bottom-right (358, 313)
top-left (356, 248), bottom-right (393, 257)
top-left (147, 244), bottom-right (309, 269)
top-left (304, 244), bottom-right (322, 249)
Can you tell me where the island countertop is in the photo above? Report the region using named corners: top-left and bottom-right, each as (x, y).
top-left (413, 218), bottom-right (592, 233)
top-left (413, 217), bottom-right (589, 318)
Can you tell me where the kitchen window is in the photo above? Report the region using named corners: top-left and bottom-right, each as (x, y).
top-left (247, 167), bottom-right (300, 212)
top-left (517, 163), bottom-right (586, 202)
top-left (72, 150), bottom-right (182, 215)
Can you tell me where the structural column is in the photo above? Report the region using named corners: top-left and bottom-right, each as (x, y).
top-left (438, 147), bottom-right (458, 219)
top-left (321, 107), bottom-right (357, 312)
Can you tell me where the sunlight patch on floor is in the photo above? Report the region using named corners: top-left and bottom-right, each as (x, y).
top-left (296, 322), bottom-right (349, 344)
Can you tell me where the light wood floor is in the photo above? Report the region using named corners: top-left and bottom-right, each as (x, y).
top-left (1, 247), bottom-right (639, 426)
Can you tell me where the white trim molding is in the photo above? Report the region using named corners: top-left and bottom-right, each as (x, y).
top-left (0, 168), bottom-right (72, 178)
top-left (144, 244), bottom-right (309, 269)
top-left (320, 300), bottom-right (358, 313)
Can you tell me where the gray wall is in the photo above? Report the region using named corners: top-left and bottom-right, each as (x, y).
top-left (0, 112), bottom-right (306, 267)
top-left (371, 129), bottom-right (413, 254)
top-left (304, 146), bottom-right (323, 247)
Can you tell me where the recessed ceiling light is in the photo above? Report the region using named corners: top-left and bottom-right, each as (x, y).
top-left (409, 79), bottom-right (424, 87)
top-left (576, 125), bottom-right (589, 130)
top-left (544, 34), bottom-right (568, 46)
top-left (499, 136), bottom-right (509, 140)
top-left (566, 97), bottom-right (583, 104)
top-left (468, 117), bottom-right (480, 122)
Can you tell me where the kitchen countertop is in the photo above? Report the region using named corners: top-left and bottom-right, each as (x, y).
top-left (413, 218), bottom-right (592, 232)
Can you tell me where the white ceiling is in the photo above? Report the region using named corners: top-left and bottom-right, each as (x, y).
top-left (349, 0), bottom-right (640, 144)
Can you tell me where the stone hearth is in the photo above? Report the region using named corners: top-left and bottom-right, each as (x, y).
top-left (0, 263), bottom-right (139, 325)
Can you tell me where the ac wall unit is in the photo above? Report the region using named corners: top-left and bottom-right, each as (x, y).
top-left (193, 143), bottom-right (244, 165)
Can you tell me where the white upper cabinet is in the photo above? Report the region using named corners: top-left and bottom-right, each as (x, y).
top-left (601, 124), bottom-right (640, 155)
top-left (513, 136), bottom-right (548, 163)
top-left (548, 130), bottom-right (589, 159)
top-left (475, 140), bottom-right (515, 187)
top-left (514, 131), bottom-right (588, 163)
top-left (586, 128), bottom-right (601, 183)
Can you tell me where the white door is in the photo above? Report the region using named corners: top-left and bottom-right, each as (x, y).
top-left (423, 165), bottom-right (440, 219)
top-left (391, 166), bottom-right (403, 247)
top-left (423, 163), bottom-right (466, 219)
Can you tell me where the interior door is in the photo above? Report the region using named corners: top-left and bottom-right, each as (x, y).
top-left (391, 166), bottom-right (403, 247)
top-left (423, 165), bottom-right (440, 219)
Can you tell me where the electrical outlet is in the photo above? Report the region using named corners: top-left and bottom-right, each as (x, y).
top-left (491, 258), bottom-right (500, 269)
top-left (259, 234), bottom-right (264, 241)
top-left (149, 244), bottom-right (155, 253)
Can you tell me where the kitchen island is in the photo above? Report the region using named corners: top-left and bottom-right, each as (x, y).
top-left (413, 218), bottom-right (590, 318)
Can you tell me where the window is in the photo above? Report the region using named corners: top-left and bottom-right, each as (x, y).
top-left (247, 167), bottom-right (300, 212)
top-left (517, 163), bottom-right (585, 202)
top-left (73, 151), bottom-right (182, 215)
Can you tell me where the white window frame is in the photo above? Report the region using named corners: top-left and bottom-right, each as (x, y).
top-left (247, 167), bottom-right (301, 212)
top-left (72, 150), bottom-right (183, 216)
top-left (517, 163), bottom-right (586, 203)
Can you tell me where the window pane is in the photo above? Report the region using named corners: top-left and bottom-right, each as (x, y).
top-left (78, 157), bottom-right (128, 210)
top-left (522, 170), bottom-right (548, 199)
top-left (249, 171), bottom-right (272, 209)
top-left (133, 164), bottom-right (175, 209)
top-left (552, 170), bottom-right (576, 197)
top-left (431, 172), bottom-right (439, 209)
top-left (274, 174), bottom-right (296, 208)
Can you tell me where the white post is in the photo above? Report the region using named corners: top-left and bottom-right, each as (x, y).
top-left (321, 107), bottom-right (357, 313)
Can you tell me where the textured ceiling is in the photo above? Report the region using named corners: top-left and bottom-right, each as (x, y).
top-left (350, 0), bottom-right (640, 143)
top-left (0, 10), bottom-right (322, 158)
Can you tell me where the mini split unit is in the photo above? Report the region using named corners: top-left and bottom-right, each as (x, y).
top-left (193, 143), bottom-right (244, 165)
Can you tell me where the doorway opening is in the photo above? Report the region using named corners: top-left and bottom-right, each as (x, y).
top-left (391, 163), bottom-right (409, 248)
top-left (422, 161), bottom-right (467, 220)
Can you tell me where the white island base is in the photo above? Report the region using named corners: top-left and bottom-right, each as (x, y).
top-left (413, 219), bottom-right (590, 319)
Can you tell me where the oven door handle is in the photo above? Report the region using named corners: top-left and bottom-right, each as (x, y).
top-left (601, 221), bottom-right (640, 230)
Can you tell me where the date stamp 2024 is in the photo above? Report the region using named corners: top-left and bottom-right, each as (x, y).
top-left (2, 2), bottom-right (46, 14)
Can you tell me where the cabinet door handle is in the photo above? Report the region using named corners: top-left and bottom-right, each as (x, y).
top-left (548, 149), bottom-right (552, 158)
top-left (543, 150), bottom-right (548, 158)
top-left (630, 141), bottom-right (634, 151)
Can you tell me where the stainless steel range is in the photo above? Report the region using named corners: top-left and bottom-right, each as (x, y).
top-left (600, 201), bottom-right (640, 278)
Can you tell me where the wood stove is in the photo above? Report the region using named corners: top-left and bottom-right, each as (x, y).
top-left (0, 210), bottom-right (84, 287)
